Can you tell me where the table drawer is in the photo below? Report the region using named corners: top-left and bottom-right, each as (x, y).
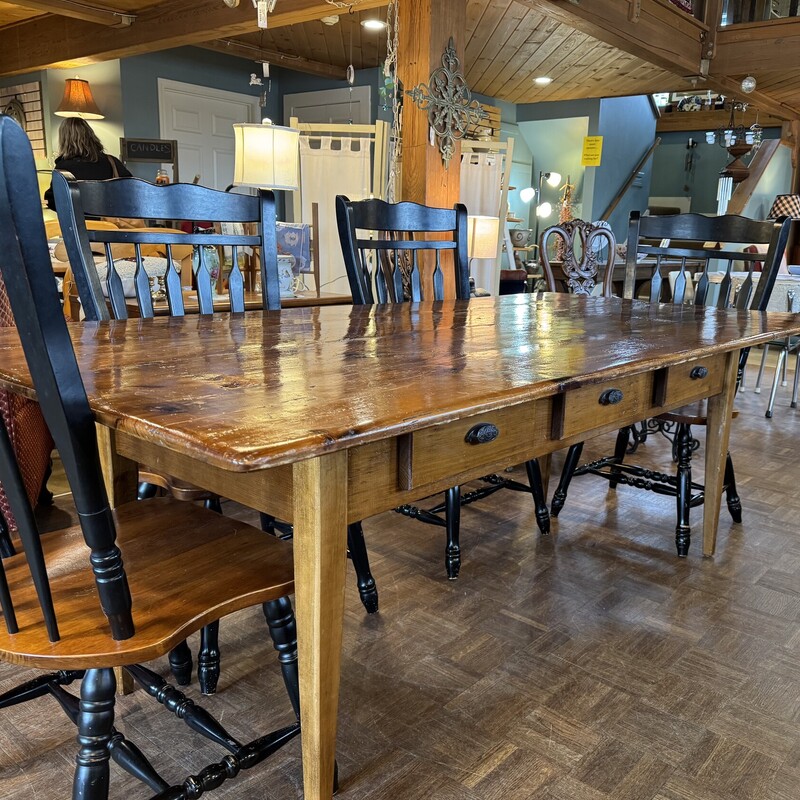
top-left (398, 400), bottom-right (539, 490)
top-left (658, 355), bottom-right (724, 408)
top-left (553, 371), bottom-right (653, 440)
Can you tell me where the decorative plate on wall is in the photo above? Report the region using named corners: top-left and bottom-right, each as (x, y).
top-left (3, 97), bottom-right (26, 131)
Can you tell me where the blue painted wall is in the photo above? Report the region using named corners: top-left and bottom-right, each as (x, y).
top-left (594, 95), bottom-right (657, 238)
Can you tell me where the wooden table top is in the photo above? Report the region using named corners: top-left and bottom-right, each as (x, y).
top-left (1, 294), bottom-right (799, 473)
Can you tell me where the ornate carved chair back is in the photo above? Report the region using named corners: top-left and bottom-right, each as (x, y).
top-left (539, 219), bottom-right (616, 297)
top-left (336, 195), bottom-right (470, 304)
top-left (53, 172), bottom-right (279, 321)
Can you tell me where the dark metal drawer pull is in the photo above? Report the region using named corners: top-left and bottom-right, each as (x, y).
top-left (598, 388), bottom-right (624, 406)
top-left (465, 423), bottom-right (499, 445)
top-left (690, 366), bottom-right (708, 380)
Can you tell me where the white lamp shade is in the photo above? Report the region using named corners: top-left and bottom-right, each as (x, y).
top-left (467, 215), bottom-right (499, 259)
top-left (519, 187), bottom-right (536, 203)
top-left (536, 202), bottom-right (552, 218)
top-left (545, 171), bottom-right (561, 187)
top-left (233, 122), bottom-right (300, 191)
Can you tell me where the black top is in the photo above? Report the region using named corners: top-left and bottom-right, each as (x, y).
top-left (44, 154), bottom-right (132, 210)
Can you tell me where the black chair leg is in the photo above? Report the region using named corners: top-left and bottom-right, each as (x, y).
top-left (444, 485), bottom-right (461, 580)
top-left (198, 621), bottom-right (221, 695)
top-left (524, 459), bottom-right (550, 535)
top-left (73, 668), bottom-right (116, 800)
top-left (167, 640), bottom-right (193, 686)
top-left (37, 458), bottom-right (54, 506)
top-left (724, 451), bottom-right (742, 523)
top-left (137, 481), bottom-right (158, 500)
top-left (0, 511), bottom-right (15, 558)
top-left (204, 496), bottom-right (223, 513)
top-left (347, 522), bottom-right (378, 613)
top-left (675, 423), bottom-right (693, 557)
top-left (608, 426), bottom-right (631, 489)
top-left (551, 442), bottom-right (584, 517)
top-left (263, 596), bottom-right (300, 720)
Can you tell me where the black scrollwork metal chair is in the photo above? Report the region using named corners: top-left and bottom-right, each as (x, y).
top-left (54, 172), bottom-right (377, 690)
top-left (0, 114), bottom-right (303, 800)
top-left (550, 210), bottom-right (791, 556)
top-left (335, 194), bottom-right (550, 583)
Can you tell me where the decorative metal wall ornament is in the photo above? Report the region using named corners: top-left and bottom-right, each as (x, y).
top-left (406, 37), bottom-right (486, 168)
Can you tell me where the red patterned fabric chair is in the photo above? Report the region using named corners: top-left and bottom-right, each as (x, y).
top-left (0, 271), bottom-right (53, 555)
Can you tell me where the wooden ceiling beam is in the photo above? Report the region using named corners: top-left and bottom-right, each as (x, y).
top-left (0, 0), bottom-right (386, 76)
top-left (515, 0), bottom-right (705, 76)
top-left (7, 0), bottom-right (130, 26)
top-left (712, 20), bottom-right (800, 74)
top-left (199, 40), bottom-right (343, 80)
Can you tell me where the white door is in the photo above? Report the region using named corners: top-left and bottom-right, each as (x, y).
top-left (283, 87), bottom-right (371, 125)
top-left (158, 79), bottom-right (259, 190)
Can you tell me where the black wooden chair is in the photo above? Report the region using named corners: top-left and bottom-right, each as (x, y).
top-left (335, 194), bottom-right (550, 582)
top-left (550, 210), bottom-right (791, 556)
top-left (0, 114), bottom-right (302, 800)
top-left (53, 173), bottom-right (377, 693)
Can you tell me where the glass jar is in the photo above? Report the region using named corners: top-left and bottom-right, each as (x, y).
top-left (155, 169), bottom-right (170, 186)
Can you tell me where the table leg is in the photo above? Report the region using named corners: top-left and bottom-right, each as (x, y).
top-left (293, 450), bottom-right (349, 800)
top-left (96, 425), bottom-right (138, 509)
top-left (703, 352), bottom-right (739, 556)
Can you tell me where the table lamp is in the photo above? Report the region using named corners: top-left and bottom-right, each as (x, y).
top-left (55, 78), bottom-right (104, 120)
top-left (232, 121), bottom-right (300, 191)
top-left (767, 194), bottom-right (800, 221)
top-left (467, 215), bottom-right (500, 265)
top-left (467, 215), bottom-right (499, 294)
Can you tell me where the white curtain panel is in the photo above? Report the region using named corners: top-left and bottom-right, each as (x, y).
top-left (300, 136), bottom-right (371, 292)
top-left (460, 152), bottom-right (502, 294)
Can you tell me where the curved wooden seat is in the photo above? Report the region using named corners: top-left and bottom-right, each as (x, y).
top-left (0, 497), bottom-right (294, 670)
top-left (138, 468), bottom-right (218, 502)
top-left (659, 403), bottom-right (740, 426)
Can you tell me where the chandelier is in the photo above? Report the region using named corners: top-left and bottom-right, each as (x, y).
top-left (704, 100), bottom-right (762, 149)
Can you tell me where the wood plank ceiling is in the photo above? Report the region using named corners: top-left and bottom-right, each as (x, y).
top-left (235, 0), bottom-right (687, 103)
top-left (0, 0), bottom-right (785, 112)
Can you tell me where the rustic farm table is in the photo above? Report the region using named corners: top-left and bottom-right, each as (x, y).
top-left (2, 293), bottom-right (799, 799)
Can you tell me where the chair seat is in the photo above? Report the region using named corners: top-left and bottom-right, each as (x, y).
top-left (139, 467), bottom-right (217, 501)
top-left (658, 402), bottom-right (740, 426)
top-left (0, 497), bottom-right (293, 670)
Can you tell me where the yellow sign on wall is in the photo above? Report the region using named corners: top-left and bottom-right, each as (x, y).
top-left (581, 136), bottom-right (603, 167)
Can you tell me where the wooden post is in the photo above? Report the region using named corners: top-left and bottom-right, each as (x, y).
top-left (398, 0), bottom-right (467, 297)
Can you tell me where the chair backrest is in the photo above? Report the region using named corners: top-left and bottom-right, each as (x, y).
top-left (336, 195), bottom-right (470, 304)
top-left (0, 115), bottom-right (133, 643)
top-left (624, 211), bottom-right (790, 312)
top-left (539, 219), bottom-right (616, 297)
top-left (53, 171), bottom-right (280, 321)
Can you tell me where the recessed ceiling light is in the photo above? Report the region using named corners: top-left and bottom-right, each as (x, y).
top-left (534, 76), bottom-right (552, 85)
top-left (361, 19), bottom-right (387, 31)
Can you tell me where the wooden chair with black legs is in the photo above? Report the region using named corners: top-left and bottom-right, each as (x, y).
top-left (336, 194), bottom-right (550, 583)
top-left (549, 210), bottom-right (791, 556)
top-left (54, 172), bottom-right (377, 695)
top-left (0, 114), bottom-right (304, 800)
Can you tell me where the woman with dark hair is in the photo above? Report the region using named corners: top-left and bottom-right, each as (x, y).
top-left (44, 117), bottom-right (132, 209)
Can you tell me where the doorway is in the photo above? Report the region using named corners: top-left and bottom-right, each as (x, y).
top-left (158, 79), bottom-right (260, 190)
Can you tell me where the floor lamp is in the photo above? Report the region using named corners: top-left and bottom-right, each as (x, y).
top-left (533, 170), bottom-right (561, 264)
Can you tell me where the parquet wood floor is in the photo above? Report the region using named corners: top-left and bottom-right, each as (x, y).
top-left (2, 363), bottom-right (800, 799)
